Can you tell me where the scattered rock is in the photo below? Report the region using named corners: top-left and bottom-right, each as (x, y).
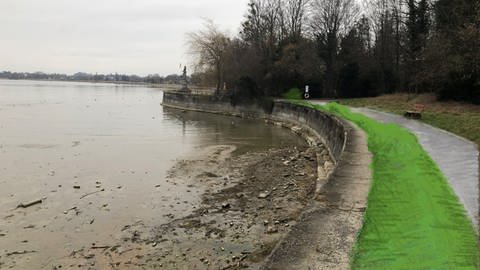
top-left (221, 203), bottom-right (231, 209)
top-left (163, 213), bottom-right (175, 219)
top-left (204, 172), bottom-right (219, 178)
top-left (324, 161), bottom-right (334, 169)
top-left (64, 206), bottom-right (77, 215)
top-left (53, 146), bottom-right (318, 269)
top-left (84, 254), bottom-right (95, 259)
top-left (258, 192), bottom-right (269, 199)
top-left (266, 226), bottom-right (278, 234)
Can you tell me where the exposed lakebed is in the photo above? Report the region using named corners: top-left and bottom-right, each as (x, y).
top-left (0, 80), bottom-right (321, 269)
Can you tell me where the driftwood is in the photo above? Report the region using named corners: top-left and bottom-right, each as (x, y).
top-left (80, 189), bottom-right (105, 199)
top-left (90, 245), bottom-right (111, 250)
top-left (6, 250), bottom-right (37, 256)
top-left (16, 199), bottom-right (43, 209)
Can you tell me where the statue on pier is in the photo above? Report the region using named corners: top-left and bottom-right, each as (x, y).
top-left (180, 66), bottom-right (191, 93)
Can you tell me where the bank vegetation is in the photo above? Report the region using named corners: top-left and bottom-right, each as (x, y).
top-left (187, 0), bottom-right (480, 104)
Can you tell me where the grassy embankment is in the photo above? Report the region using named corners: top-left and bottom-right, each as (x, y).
top-left (290, 97), bottom-right (478, 269)
top-left (340, 93), bottom-right (480, 147)
top-left (282, 87), bottom-right (303, 100)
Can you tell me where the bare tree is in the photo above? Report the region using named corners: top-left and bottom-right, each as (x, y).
top-left (284, 0), bottom-right (310, 41)
top-left (391, 0), bottom-right (404, 75)
top-left (309, 0), bottom-right (360, 39)
top-left (366, 0), bottom-right (405, 75)
top-left (309, 0), bottom-right (360, 97)
top-left (241, 0), bottom-right (284, 56)
top-left (187, 20), bottom-right (230, 91)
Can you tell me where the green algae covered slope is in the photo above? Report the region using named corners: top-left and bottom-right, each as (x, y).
top-left (303, 101), bottom-right (479, 269)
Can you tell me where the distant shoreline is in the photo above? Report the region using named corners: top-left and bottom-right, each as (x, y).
top-left (0, 78), bottom-right (182, 88)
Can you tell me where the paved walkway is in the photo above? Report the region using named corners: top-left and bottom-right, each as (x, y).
top-left (312, 101), bottom-right (479, 229)
top-left (263, 118), bottom-right (372, 270)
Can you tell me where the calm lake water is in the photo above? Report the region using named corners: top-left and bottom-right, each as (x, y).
top-left (0, 80), bottom-right (304, 268)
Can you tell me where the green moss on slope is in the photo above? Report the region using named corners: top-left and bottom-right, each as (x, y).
top-left (282, 88), bottom-right (302, 100)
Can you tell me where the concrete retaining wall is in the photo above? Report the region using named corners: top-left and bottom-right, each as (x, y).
top-left (162, 92), bottom-right (347, 165)
top-left (162, 91), bottom-right (370, 269)
top-left (161, 91), bottom-right (270, 119)
top-left (272, 101), bottom-right (346, 163)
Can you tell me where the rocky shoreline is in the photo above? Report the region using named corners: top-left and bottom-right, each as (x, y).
top-left (148, 145), bottom-right (323, 269)
top-left (43, 143), bottom-right (327, 269)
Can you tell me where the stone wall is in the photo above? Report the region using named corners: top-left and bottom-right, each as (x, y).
top-left (161, 91), bottom-right (271, 119)
top-left (163, 92), bottom-right (347, 163)
top-left (271, 101), bottom-right (346, 163)
top-left (162, 91), bottom-right (371, 268)
top-left (162, 91), bottom-right (348, 170)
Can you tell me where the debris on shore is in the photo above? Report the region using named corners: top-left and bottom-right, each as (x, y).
top-left (2, 144), bottom-right (328, 269)
top-left (16, 198), bottom-right (43, 209)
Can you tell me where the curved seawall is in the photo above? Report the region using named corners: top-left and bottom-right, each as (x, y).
top-left (162, 92), bottom-right (346, 165)
top-left (162, 91), bottom-right (373, 269)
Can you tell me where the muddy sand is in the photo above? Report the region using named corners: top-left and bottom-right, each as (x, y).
top-left (1, 141), bottom-right (328, 269)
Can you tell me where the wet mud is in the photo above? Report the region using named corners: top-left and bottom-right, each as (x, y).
top-left (30, 144), bottom-right (319, 269)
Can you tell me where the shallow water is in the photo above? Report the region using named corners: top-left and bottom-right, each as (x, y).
top-left (0, 80), bottom-right (305, 268)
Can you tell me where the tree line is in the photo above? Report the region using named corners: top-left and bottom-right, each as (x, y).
top-left (0, 71), bottom-right (187, 85)
top-left (187, 0), bottom-right (480, 103)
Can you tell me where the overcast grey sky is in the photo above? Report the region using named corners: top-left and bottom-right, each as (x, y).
top-left (0, 0), bottom-right (249, 76)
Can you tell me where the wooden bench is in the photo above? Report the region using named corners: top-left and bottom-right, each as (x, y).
top-left (404, 104), bottom-right (425, 119)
